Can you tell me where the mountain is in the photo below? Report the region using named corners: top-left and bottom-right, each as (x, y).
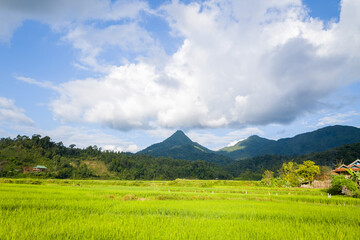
top-left (137, 130), bottom-right (234, 165)
top-left (220, 135), bottom-right (275, 159)
top-left (218, 125), bottom-right (360, 160)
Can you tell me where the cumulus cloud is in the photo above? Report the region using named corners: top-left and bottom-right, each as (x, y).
top-left (0, 97), bottom-right (34, 125)
top-left (6, 0), bottom-right (360, 131)
top-left (63, 23), bottom-right (160, 71)
top-left (47, 0), bottom-right (360, 131)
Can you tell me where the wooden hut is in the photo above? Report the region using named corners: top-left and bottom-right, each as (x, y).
top-left (32, 165), bottom-right (48, 173)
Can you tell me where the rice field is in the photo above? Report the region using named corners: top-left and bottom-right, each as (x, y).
top-left (1, 179), bottom-right (359, 240)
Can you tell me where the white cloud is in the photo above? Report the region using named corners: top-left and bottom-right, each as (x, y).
top-left (39, 126), bottom-right (140, 152)
top-left (6, 0), bottom-right (360, 133)
top-left (7, 124), bottom-right (140, 152)
top-left (0, 97), bottom-right (34, 126)
top-left (146, 128), bottom-right (177, 139)
top-left (317, 111), bottom-right (360, 127)
top-left (63, 22), bottom-right (160, 71)
top-left (0, 0), bottom-right (148, 42)
top-left (0, 0), bottom-right (153, 74)
top-left (45, 0), bottom-right (360, 131)
top-left (15, 76), bottom-right (58, 90)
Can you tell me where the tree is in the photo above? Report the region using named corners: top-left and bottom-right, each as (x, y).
top-left (278, 161), bottom-right (300, 187)
top-left (316, 166), bottom-right (332, 180)
top-left (261, 170), bottom-right (274, 186)
top-left (296, 160), bottom-right (320, 184)
top-left (346, 168), bottom-right (360, 186)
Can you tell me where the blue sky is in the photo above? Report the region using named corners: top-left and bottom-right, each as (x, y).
top-left (1, 0), bottom-right (360, 152)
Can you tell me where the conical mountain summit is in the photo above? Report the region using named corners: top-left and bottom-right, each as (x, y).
top-left (138, 130), bottom-right (233, 165)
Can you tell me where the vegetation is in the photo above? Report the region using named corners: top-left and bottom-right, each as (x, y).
top-left (261, 160), bottom-right (320, 187)
top-left (0, 135), bottom-right (231, 180)
top-left (328, 169), bottom-right (360, 198)
top-left (1, 128), bottom-right (360, 180)
top-left (328, 175), bottom-right (358, 196)
top-left (218, 125), bottom-right (360, 159)
top-left (1, 179), bottom-right (359, 240)
top-left (226, 142), bottom-right (360, 179)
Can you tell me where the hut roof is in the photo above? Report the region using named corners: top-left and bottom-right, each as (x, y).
top-left (34, 165), bottom-right (47, 169)
top-left (333, 160), bottom-right (360, 173)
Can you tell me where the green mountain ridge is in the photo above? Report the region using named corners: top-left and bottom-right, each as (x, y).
top-left (1, 126), bottom-right (360, 180)
top-left (137, 130), bottom-right (234, 165)
top-left (218, 125), bottom-right (360, 160)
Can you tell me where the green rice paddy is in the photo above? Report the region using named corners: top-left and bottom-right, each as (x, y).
top-left (1, 179), bottom-right (359, 239)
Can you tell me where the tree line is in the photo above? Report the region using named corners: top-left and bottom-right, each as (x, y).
top-left (0, 135), bottom-right (230, 180)
top-left (1, 134), bottom-right (359, 181)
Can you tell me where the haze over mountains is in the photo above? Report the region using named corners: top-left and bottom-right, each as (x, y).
top-left (139, 125), bottom-right (360, 162)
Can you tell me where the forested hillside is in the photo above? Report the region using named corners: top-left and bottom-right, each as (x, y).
top-left (218, 125), bottom-right (360, 159)
top-left (1, 131), bottom-right (360, 180)
top-left (0, 135), bottom-right (231, 180)
top-left (225, 143), bottom-right (360, 180)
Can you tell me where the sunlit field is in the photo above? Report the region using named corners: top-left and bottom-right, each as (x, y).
top-left (1, 179), bottom-right (359, 240)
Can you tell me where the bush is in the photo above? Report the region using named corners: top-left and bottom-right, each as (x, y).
top-left (328, 175), bottom-right (357, 195)
top-left (353, 190), bottom-right (360, 199)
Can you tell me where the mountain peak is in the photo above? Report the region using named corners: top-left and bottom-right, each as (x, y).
top-left (137, 129), bottom-right (233, 164)
top-left (164, 130), bottom-right (193, 145)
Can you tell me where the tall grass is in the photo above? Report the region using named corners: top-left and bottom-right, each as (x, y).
top-left (1, 180), bottom-right (359, 239)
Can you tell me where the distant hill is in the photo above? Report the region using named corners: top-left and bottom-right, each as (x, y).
top-left (219, 135), bottom-right (276, 159)
top-left (137, 130), bottom-right (234, 165)
top-left (218, 125), bottom-right (360, 160)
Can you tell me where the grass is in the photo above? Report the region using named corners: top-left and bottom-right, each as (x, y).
top-left (1, 179), bottom-right (359, 239)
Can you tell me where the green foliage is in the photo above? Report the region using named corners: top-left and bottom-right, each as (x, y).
top-left (224, 155), bottom-right (290, 179)
top-left (260, 170), bottom-right (274, 186)
top-left (296, 160), bottom-right (320, 183)
top-left (346, 168), bottom-right (360, 184)
top-left (234, 169), bottom-right (262, 180)
top-left (261, 161), bottom-right (320, 187)
top-left (278, 162), bottom-right (300, 187)
top-left (295, 143), bottom-right (360, 167)
top-left (0, 135), bottom-right (232, 180)
top-left (353, 189), bottom-right (360, 198)
top-left (226, 140), bottom-right (360, 181)
top-left (328, 175), bottom-right (358, 195)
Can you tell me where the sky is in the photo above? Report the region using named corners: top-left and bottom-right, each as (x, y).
top-left (1, 0), bottom-right (360, 152)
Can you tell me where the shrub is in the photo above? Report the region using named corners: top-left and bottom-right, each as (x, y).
top-left (328, 175), bottom-right (357, 195)
top-left (353, 189), bottom-right (360, 199)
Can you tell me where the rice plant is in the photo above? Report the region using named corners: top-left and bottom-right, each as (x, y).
top-left (1, 179), bottom-right (359, 239)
